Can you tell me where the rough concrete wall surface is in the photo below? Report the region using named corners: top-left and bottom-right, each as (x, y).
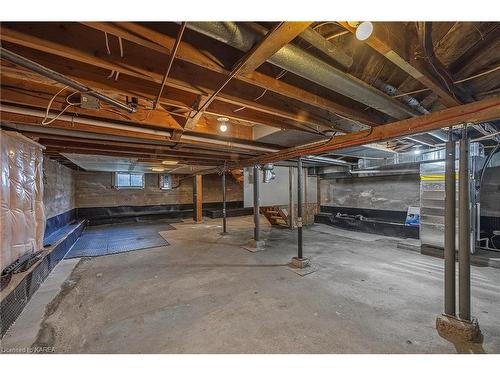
top-left (243, 166), bottom-right (317, 207)
top-left (75, 172), bottom-right (242, 208)
top-left (43, 159), bottom-right (75, 219)
top-left (481, 165), bottom-right (500, 217)
top-left (320, 174), bottom-right (420, 212)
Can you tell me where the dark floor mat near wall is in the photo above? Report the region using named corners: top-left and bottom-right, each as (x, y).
top-left (65, 221), bottom-right (173, 259)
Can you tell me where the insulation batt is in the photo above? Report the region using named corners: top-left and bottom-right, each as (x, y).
top-left (0, 130), bottom-right (45, 270)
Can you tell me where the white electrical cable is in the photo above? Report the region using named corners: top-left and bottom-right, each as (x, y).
top-left (118, 37), bottom-right (124, 58)
top-left (104, 32), bottom-right (111, 55)
top-left (41, 87), bottom-right (80, 125)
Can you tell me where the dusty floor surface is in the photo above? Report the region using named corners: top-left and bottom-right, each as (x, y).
top-left (2, 215), bottom-right (499, 353)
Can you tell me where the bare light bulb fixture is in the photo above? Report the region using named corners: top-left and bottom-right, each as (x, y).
top-left (217, 117), bottom-right (229, 132)
top-left (162, 160), bottom-right (178, 165)
top-left (355, 21), bottom-right (373, 41)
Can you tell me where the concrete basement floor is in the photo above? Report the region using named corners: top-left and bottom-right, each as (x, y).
top-left (2, 215), bottom-right (499, 354)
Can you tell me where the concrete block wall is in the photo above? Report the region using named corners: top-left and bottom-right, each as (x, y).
top-left (320, 174), bottom-right (420, 212)
top-left (43, 158), bottom-right (75, 219)
top-left (75, 171), bottom-right (242, 208)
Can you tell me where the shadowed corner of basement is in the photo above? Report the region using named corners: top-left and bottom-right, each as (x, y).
top-left (436, 314), bottom-right (486, 353)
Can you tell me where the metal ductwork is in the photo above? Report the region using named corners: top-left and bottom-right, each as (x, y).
top-left (373, 79), bottom-right (448, 143)
top-left (298, 28), bottom-right (353, 69)
top-left (261, 163), bottom-right (276, 183)
top-left (186, 22), bottom-right (417, 120)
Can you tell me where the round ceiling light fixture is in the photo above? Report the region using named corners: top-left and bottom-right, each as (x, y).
top-left (217, 117), bottom-right (229, 132)
top-left (355, 21), bottom-right (373, 41)
top-left (151, 167), bottom-right (165, 172)
top-left (162, 160), bottom-right (179, 165)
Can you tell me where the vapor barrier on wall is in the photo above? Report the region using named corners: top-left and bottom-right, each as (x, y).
top-left (1, 130), bottom-right (45, 270)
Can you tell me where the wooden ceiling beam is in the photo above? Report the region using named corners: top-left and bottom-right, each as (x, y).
top-left (1, 67), bottom-right (318, 136)
top-left (238, 22), bottom-right (312, 75)
top-left (338, 22), bottom-right (461, 108)
top-left (1, 63), bottom-right (255, 141)
top-left (79, 22), bottom-right (379, 127)
top-left (0, 26), bottom-right (335, 133)
top-left (183, 22), bottom-right (313, 129)
top-left (0, 108), bottom-right (274, 156)
top-left (0, 81), bottom-right (185, 131)
top-left (43, 144), bottom-right (235, 162)
top-left (232, 95), bottom-right (500, 167)
top-left (36, 137), bottom-right (247, 160)
top-left (21, 132), bottom-right (258, 156)
top-left (43, 147), bottom-right (223, 165)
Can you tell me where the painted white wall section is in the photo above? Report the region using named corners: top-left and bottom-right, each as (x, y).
top-left (244, 166), bottom-right (317, 207)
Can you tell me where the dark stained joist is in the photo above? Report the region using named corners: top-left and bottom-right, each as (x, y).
top-left (238, 22), bottom-right (312, 75)
top-left (339, 22), bottom-right (462, 107)
top-left (183, 22), bottom-right (313, 129)
top-left (234, 95), bottom-right (500, 166)
top-left (0, 25), bottom-right (339, 133)
top-left (78, 22), bottom-right (380, 127)
top-left (415, 22), bottom-right (473, 104)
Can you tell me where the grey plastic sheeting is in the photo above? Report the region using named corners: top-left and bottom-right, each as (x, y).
top-left (65, 222), bottom-right (173, 258)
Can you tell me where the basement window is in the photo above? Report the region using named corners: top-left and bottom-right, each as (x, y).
top-left (115, 172), bottom-right (145, 189)
top-left (160, 174), bottom-right (172, 190)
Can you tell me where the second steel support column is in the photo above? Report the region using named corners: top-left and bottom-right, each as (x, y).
top-left (222, 172), bottom-right (227, 234)
top-left (289, 167), bottom-right (295, 229)
top-left (444, 127), bottom-right (456, 316)
top-left (297, 158), bottom-right (303, 259)
top-left (253, 165), bottom-right (260, 242)
top-left (459, 125), bottom-right (471, 321)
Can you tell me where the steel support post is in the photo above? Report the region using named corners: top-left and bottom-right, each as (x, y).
top-left (297, 158), bottom-right (303, 259)
top-left (289, 167), bottom-right (294, 229)
top-left (459, 125), bottom-right (471, 321)
top-left (444, 126), bottom-right (456, 316)
top-left (253, 165), bottom-right (260, 241)
top-left (222, 172), bottom-right (227, 234)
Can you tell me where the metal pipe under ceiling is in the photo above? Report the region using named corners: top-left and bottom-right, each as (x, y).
top-left (0, 47), bottom-right (137, 114)
top-left (0, 104), bottom-right (279, 153)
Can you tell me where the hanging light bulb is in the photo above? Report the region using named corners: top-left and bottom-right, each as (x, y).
top-left (355, 21), bottom-right (373, 41)
top-left (217, 117), bottom-right (229, 132)
top-left (162, 160), bottom-right (178, 165)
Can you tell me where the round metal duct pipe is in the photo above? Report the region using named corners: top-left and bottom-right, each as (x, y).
top-left (186, 22), bottom-right (416, 120)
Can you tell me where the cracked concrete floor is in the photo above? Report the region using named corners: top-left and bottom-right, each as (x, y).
top-left (2, 215), bottom-right (499, 353)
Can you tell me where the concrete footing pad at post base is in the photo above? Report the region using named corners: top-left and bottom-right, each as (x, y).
top-left (242, 239), bottom-right (266, 252)
top-left (291, 257), bottom-right (310, 269)
top-left (287, 257), bottom-right (317, 276)
top-left (436, 314), bottom-right (482, 343)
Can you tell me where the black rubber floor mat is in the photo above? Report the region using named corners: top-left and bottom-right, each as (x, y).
top-left (65, 222), bottom-right (172, 259)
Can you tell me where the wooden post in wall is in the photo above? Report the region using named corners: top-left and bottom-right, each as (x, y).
top-left (193, 174), bottom-right (203, 222)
